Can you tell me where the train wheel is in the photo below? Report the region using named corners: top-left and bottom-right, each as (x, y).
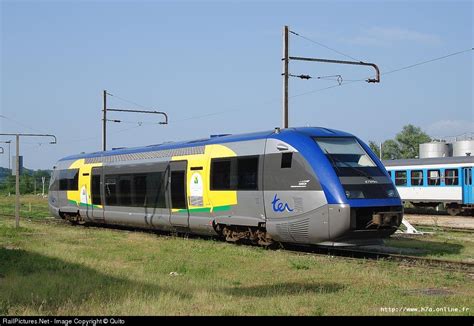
top-left (447, 207), bottom-right (461, 216)
top-left (62, 213), bottom-right (86, 225)
top-left (216, 224), bottom-right (274, 247)
top-left (255, 229), bottom-right (274, 247)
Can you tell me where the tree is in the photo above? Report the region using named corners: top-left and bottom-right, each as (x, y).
top-left (395, 124), bottom-right (431, 159)
top-left (381, 139), bottom-right (402, 160)
top-left (0, 168), bottom-right (51, 195)
top-left (368, 141), bottom-right (381, 158)
top-left (369, 125), bottom-right (431, 161)
top-left (20, 173), bottom-right (33, 194)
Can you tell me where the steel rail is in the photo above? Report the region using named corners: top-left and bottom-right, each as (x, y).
top-left (2, 213), bottom-right (472, 273)
top-left (281, 243), bottom-right (474, 274)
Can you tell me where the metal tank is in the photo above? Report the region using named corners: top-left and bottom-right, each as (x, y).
top-left (452, 140), bottom-right (474, 157)
top-left (419, 142), bottom-right (452, 158)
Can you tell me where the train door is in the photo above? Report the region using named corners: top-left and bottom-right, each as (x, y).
top-left (462, 167), bottom-right (474, 204)
top-left (168, 161), bottom-right (189, 228)
top-left (90, 167), bottom-right (104, 221)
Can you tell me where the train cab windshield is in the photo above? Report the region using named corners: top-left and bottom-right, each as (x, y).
top-left (314, 137), bottom-right (382, 176)
top-left (314, 137), bottom-right (397, 199)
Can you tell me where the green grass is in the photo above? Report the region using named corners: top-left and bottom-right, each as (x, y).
top-left (0, 194), bottom-right (50, 219)
top-left (0, 196), bottom-right (473, 315)
top-left (384, 227), bottom-right (474, 262)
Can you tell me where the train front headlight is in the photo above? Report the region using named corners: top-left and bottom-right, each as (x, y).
top-left (345, 190), bottom-right (364, 199)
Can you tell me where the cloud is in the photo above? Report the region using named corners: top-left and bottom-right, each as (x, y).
top-left (347, 26), bottom-right (443, 46)
top-left (425, 119), bottom-right (474, 139)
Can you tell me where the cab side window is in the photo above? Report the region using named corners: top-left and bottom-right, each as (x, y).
top-left (59, 169), bottom-right (79, 191)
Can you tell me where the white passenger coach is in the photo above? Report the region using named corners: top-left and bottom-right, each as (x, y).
top-left (383, 156), bottom-right (474, 216)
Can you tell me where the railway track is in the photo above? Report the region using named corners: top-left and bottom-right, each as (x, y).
top-left (403, 213), bottom-right (474, 233)
top-left (282, 243), bottom-right (474, 274)
top-left (399, 225), bottom-right (474, 234)
top-left (2, 213), bottom-right (473, 273)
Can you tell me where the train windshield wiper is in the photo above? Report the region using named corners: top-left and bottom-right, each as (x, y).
top-left (324, 149), bottom-right (342, 175)
top-left (324, 150), bottom-right (373, 180)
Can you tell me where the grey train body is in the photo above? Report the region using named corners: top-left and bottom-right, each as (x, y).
top-left (49, 128), bottom-right (403, 246)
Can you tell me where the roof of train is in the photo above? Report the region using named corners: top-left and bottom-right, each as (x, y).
top-left (59, 127), bottom-right (353, 162)
top-left (383, 156), bottom-right (474, 167)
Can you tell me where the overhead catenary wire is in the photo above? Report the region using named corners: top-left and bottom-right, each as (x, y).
top-left (0, 92), bottom-right (156, 138)
top-left (60, 93), bottom-right (166, 145)
top-left (106, 92), bottom-right (151, 110)
top-left (290, 47), bottom-right (474, 99)
top-left (107, 119), bottom-right (166, 126)
top-left (357, 47), bottom-right (474, 82)
top-left (172, 108), bottom-right (243, 123)
top-left (289, 29), bottom-right (361, 62)
top-left (171, 93), bottom-right (295, 123)
top-left (0, 115), bottom-right (45, 133)
top-left (59, 125), bottom-right (144, 145)
top-left (290, 82), bottom-right (359, 99)
top-left (7, 49), bottom-right (471, 136)
top-left (0, 110), bottom-right (146, 147)
top-left (168, 46), bottom-right (473, 121)
top-left (382, 47), bottom-right (474, 76)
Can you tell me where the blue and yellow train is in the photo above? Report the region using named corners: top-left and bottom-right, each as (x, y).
top-left (49, 127), bottom-right (403, 246)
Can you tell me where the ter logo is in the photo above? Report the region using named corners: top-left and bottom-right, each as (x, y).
top-left (272, 194), bottom-right (294, 213)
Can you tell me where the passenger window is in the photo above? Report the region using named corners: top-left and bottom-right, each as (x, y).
top-left (445, 169), bottom-right (458, 186)
top-left (118, 176), bottom-right (132, 206)
top-left (103, 167), bottom-right (168, 208)
top-left (237, 157), bottom-right (258, 190)
top-left (211, 156), bottom-right (259, 190)
top-left (211, 159), bottom-right (232, 190)
top-left (395, 171), bottom-right (407, 186)
top-left (428, 169), bottom-right (441, 186)
top-left (105, 178), bottom-right (117, 205)
top-left (133, 175), bottom-right (147, 206)
top-left (281, 152), bottom-right (293, 169)
top-left (410, 170), bottom-right (423, 186)
top-left (146, 172), bottom-right (166, 208)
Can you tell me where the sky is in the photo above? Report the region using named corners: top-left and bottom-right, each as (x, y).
top-left (1, 0), bottom-right (473, 170)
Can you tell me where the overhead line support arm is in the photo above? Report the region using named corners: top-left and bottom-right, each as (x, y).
top-left (288, 56), bottom-right (380, 83)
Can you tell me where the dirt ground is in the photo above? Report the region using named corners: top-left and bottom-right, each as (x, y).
top-left (404, 214), bottom-right (474, 230)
